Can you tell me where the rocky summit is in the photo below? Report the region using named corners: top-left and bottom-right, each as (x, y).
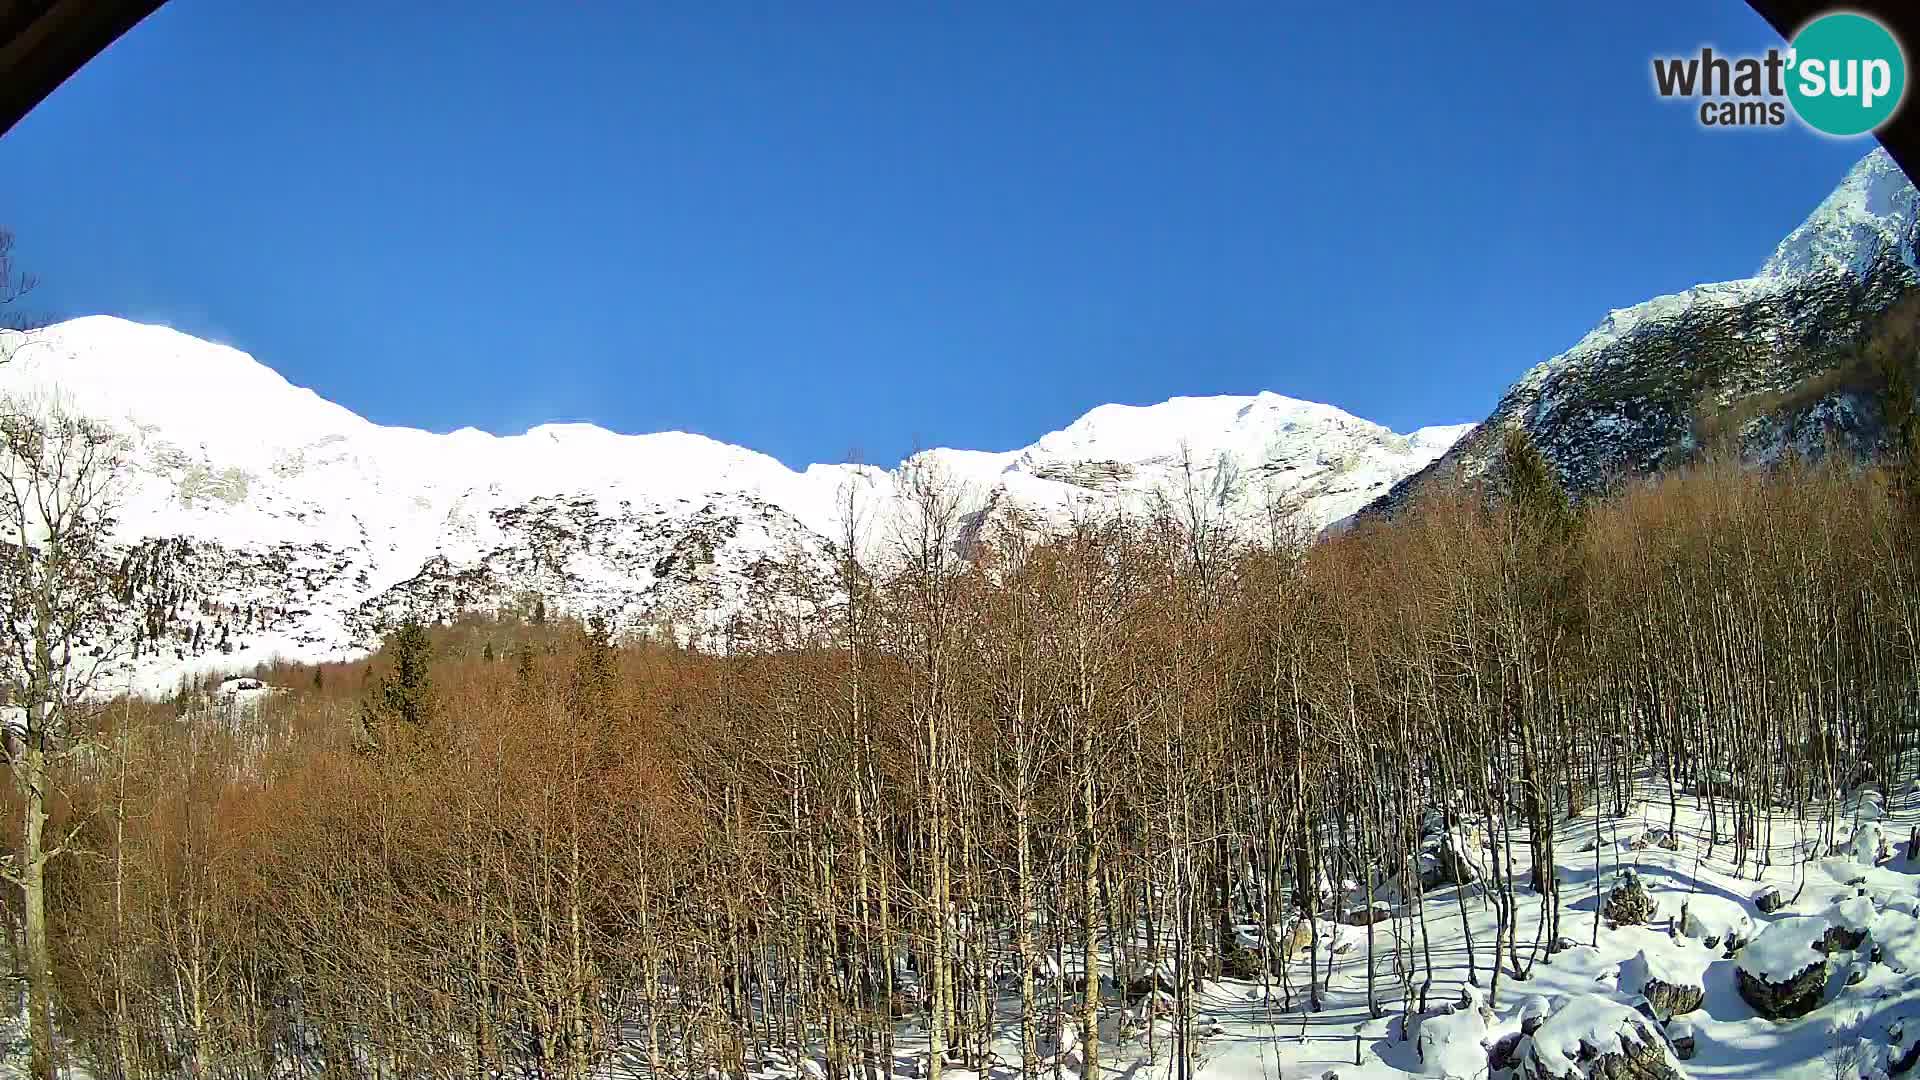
top-left (1376, 148), bottom-right (1920, 511)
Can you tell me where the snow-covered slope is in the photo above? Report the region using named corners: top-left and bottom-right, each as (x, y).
top-left (1759, 146), bottom-right (1920, 282)
top-left (1376, 147), bottom-right (1920, 510)
top-left (0, 317), bottom-right (1463, 692)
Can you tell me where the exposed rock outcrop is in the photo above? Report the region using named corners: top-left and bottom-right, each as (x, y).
top-left (1604, 870), bottom-right (1658, 927)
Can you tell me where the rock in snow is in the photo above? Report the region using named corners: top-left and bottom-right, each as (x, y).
top-left (1514, 994), bottom-right (1681, 1080)
top-left (1737, 915), bottom-right (1835, 1020)
top-left (1666, 1018), bottom-right (1696, 1062)
top-left (1603, 870), bottom-right (1658, 927)
top-left (1414, 1008), bottom-right (1488, 1078)
top-left (1855, 821), bottom-right (1894, 866)
top-left (1617, 948), bottom-right (1707, 1022)
top-left (1877, 908), bottom-right (1920, 973)
top-left (1828, 894), bottom-right (1880, 951)
top-left (1520, 995), bottom-right (1554, 1036)
top-left (1415, 987), bottom-right (1495, 1078)
top-left (1891, 1014), bottom-right (1920, 1075)
top-left (1675, 892), bottom-right (1754, 954)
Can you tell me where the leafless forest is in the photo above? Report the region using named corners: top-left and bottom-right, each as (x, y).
top-left (7, 306), bottom-right (1920, 1080)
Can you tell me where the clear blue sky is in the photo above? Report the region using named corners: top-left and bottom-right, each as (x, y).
top-left (0, 1), bottom-right (1880, 469)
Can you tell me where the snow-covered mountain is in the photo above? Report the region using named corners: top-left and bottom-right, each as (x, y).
top-left (0, 316), bottom-right (1465, 693)
top-left (30, 148), bottom-right (1904, 696)
top-left (1376, 147), bottom-right (1920, 510)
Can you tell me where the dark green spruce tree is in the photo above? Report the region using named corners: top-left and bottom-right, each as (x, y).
top-left (1497, 426), bottom-right (1584, 918)
top-left (1878, 330), bottom-right (1919, 510)
top-left (568, 613), bottom-right (621, 768)
top-left (1500, 426), bottom-right (1580, 549)
top-left (358, 618), bottom-right (434, 757)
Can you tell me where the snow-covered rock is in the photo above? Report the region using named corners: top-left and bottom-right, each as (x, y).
top-left (1520, 995), bottom-right (1554, 1036)
top-left (1878, 909), bottom-right (1920, 973)
top-left (1419, 825), bottom-right (1485, 890)
top-left (1855, 822), bottom-right (1894, 866)
top-left (1829, 894), bottom-right (1880, 950)
top-left (1850, 787), bottom-right (1888, 822)
top-left (1414, 1007), bottom-right (1489, 1078)
top-left (1617, 947), bottom-right (1707, 1021)
top-left (1737, 915), bottom-right (1834, 1020)
top-left (1666, 1017), bottom-right (1696, 1061)
top-left (1415, 987), bottom-right (1496, 1079)
top-left (1341, 900), bottom-right (1392, 927)
top-left (1603, 869), bottom-right (1658, 927)
top-left (1513, 994), bottom-right (1681, 1080)
top-left (1891, 1013), bottom-right (1920, 1075)
top-left (1675, 892), bottom-right (1754, 954)
top-left (1624, 827), bottom-right (1679, 852)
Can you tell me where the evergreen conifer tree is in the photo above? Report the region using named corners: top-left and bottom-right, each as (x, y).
top-left (568, 614), bottom-right (619, 762)
top-left (1500, 426), bottom-right (1579, 548)
top-left (359, 619), bottom-right (433, 756)
top-left (1878, 333), bottom-right (1919, 506)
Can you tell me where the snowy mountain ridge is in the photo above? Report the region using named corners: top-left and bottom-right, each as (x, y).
top-left (14, 147), bottom-right (1910, 696)
top-left (0, 317), bottom-right (1466, 694)
top-left (1377, 147), bottom-right (1920, 509)
top-left (1758, 145), bottom-right (1920, 282)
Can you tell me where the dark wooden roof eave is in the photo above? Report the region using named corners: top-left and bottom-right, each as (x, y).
top-left (0, 0), bottom-right (167, 138)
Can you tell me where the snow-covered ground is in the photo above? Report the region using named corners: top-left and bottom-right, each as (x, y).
top-left (17, 743), bottom-right (1848, 1080)
top-left (703, 781), bottom-right (1920, 1080)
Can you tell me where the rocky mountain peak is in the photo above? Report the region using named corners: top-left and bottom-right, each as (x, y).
top-left (1374, 147), bottom-right (1920, 514)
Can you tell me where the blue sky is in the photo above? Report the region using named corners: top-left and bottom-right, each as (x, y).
top-left (0, 1), bottom-right (1879, 469)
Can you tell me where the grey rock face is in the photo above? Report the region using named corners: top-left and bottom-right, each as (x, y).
top-left (1371, 149), bottom-right (1920, 519)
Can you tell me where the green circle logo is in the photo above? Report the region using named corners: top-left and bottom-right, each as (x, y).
top-left (1786, 12), bottom-right (1907, 136)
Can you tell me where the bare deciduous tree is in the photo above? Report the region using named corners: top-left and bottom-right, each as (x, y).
top-left (0, 392), bottom-right (126, 1080)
